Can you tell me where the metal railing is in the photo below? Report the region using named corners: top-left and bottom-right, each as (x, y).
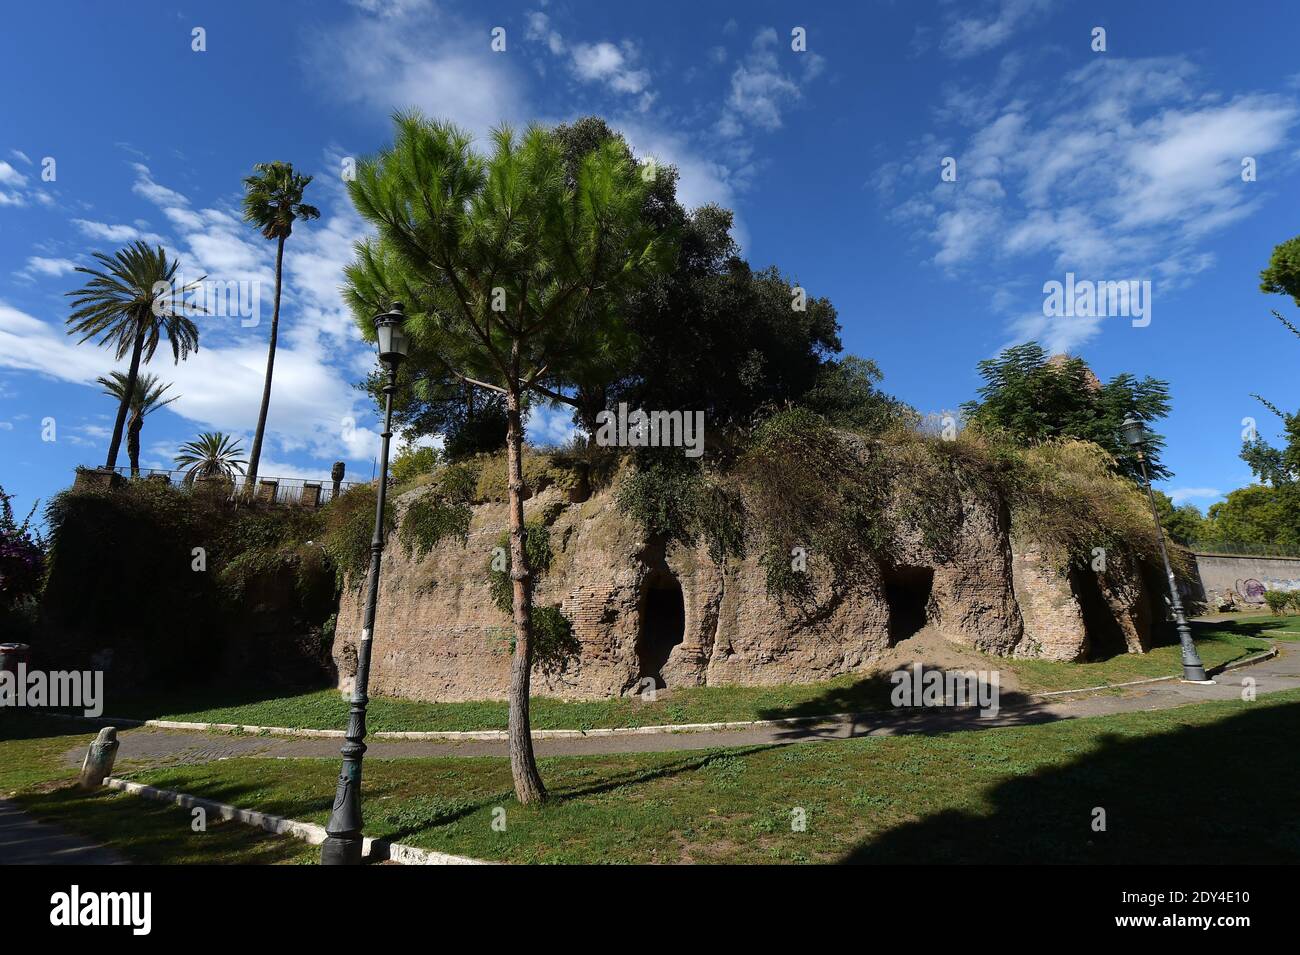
top-left (1190, 541), bottom-right (1300, 559)
top-left (92, 466), bottom-right (362, 507)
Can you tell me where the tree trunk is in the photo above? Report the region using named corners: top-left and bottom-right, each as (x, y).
top-left (246, 234), bottom-right (285, 486)
top-left (127, 415), bottom-right (142, 477)
top-left (103, 329), bottom-right (145, 471)
top-left (505, 381), bottom-right (546, 804)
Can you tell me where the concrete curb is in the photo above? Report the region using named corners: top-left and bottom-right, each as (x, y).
top-left (1030, 646), bottom-right (1279, 699)
top-left (102, 777), bottom-right (491, 865)
top-left (61, 644), bottom-right (1283, 742)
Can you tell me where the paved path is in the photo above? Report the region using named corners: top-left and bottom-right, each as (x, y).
top-left (0, 799), bottom-right (127, 865)
top-left (70, 643), bottom-right (1300, 767)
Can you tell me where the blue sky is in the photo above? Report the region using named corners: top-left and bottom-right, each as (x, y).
top-left (2, 0), bottom-right (1298, 524)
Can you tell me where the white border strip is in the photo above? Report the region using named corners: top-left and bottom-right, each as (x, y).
top-left (103, 778), bottom-right (490, 865)
top-left (63, 646), bottom-right (1282, 742)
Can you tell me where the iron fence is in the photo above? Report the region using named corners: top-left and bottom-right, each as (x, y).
top-left (1190, 541), bottom-right (1300, 559)
top-left (94, 466), bottom-right (362, 506)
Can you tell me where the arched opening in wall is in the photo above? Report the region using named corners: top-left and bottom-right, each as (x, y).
top-left (636, 569), bottom-right (685, 689)
top-left (883, 565), bottom-right (934, 642)
top-left (1069, 566), bottom-right (1129, 660)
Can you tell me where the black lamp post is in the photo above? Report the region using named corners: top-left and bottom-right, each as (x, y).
top-left (1121, 415), bottom-right (1211, 683)
top-left (321, 302), bottom-right (410, 866)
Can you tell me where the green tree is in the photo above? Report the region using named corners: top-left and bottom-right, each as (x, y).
top-left (96, 372), bottom-right (179, 477)
top-left (1237, 234), bottom-right (1300, 541)
top-left (1151, 490), bottom-right (1206, 547)
top-left (801, 355), bottom-right (911, 433)
top-left (368, 116), bottom-right (881, 452)
top-left (241, 161), bottom-right (320, 487)
top-left (343, 114), bottom-right (669, 802)
top-left (174, 432), bottom-right (247, 482)
top-left (961, 342), bottom-right (1172, 481)
top-left (1259, 235), bottom-right (1300, 305)
top-left (66, 242), bottom-right (202, 470)
top-left (1205, 484), bottom-right (1294, 547)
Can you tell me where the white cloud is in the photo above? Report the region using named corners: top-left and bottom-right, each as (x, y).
top-left (941, 0), bottom-right (1056, 60)
top-left (0, 161), bottom-right (28, 187)
top-left (525, 12), bottom-right (565, 55)
top-left (71, 218), bottom-right (166, 245)
top-left (130, 163), bottom-right (190, 207)
top-left (0, 300), bottom-right (118, 382)
top-left (9, 150), bottom-right (32, 165)
top-left (3, 148), bottom-right (385, 473)
top-left (1168, 487), bottom-right (1222, 504)
top-left (882, 56), bottom-right (1300, 350)
top-left (305, 2), bottom-right (528, 139)
top-left (570, 41), bottom-right (650, 95)
top-left (720, 28), bottom-right (815, 134)
top-left (306, 3), bottom-right (744, 241)
top-left (15, 256), bottom-right (78, 280)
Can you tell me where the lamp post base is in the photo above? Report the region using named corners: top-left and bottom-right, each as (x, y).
top-left (320, 833), bottom-right (364, 866)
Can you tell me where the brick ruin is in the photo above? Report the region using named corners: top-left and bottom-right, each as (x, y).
top-left (330, 473), bottom-right (1161, 702)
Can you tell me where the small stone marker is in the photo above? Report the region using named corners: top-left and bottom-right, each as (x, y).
top-left (79, 727), bottom-right (120, 790)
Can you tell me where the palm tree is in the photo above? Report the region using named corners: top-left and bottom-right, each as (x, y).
top-left (66, 242), bottom-right (202, 471)
top-left (96, 372), bottom-right (179, 477)
top-left (174, 432), bottom-right (247, 482)
top-left (241, 161), bottom-right (319, 488)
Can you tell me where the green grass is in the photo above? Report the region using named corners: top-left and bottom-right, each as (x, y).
top-left (94, 622), bottom-right (1272, 732)
top-left (0, 714), bottom-right (316, 865)
top-left (114, 689), bottom-right (1300, 864)
top-left (1244, 613), bottom-right (1300, 640)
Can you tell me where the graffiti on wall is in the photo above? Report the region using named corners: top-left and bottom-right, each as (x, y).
top-left (1235, 578), bottom-right (1300, 604)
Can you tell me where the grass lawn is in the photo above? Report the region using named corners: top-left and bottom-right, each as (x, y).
top-left (1242, 613), bottom-right (1300, 640)
top-left (0, 715), bottom-right (316, 864)
top-left (109, 689), bottom-right (1300, 864)
top-left (91, 622), bottom-right (1273, 733)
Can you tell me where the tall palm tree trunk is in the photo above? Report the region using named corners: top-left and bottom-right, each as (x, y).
top-left (246, 234), bottom-right (285, 487)
top-left (505, 378), bottom-right (546, 804)
top-left (127, 416), bottom-right (143, 476)
top-left (104, 327), bottom-right (145, 471)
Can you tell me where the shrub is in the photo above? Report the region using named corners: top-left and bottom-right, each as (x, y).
top-left (398, 461), bottom-right (477, 560)
top-left (1263, 589), bottom-right (1292, 615)
top-left (486, 521), bottom-right (577, 673)
top-left (487, 522), bottom-right (555, 612)
top-left (0, 484), bottom-right (45, 615)
top-left (1007, 436), bottom-right (1178, 576)
top-left (390, 444), bottom-right (441, 488)
top-left (40, 479), bottom-right (336, 684)
top-left (472, 449), bottom-right (580, 503)
top-left (319, 482), bottom-right (394, 588)
top-left (735, 407), bottom-right (889, 599)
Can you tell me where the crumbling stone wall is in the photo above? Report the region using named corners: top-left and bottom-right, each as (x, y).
top-left (333, 478), bottom-right (1157, 702)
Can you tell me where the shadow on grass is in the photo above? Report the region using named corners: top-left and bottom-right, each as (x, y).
top-left (0, 713), bottom-right (96, 744)
top-left (1193, 617), bottom-right (1289, 641)
top-left (103, 679), bottom-right (335, 721)
top-left (369, 745), bottom-right (788, 845)
top-left (841, 699), bottom-right (1300, 864)
top-left (12, 785), bottom-right (315, 865)
top-left (753, 665), bottom-right (1039, 732)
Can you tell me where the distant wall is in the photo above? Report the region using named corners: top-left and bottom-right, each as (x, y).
top-left (1192, 553), bottom-right (1300, 605)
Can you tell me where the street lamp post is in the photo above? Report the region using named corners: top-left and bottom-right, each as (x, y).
top-left (321, 302), bottom-right (410, 866)
top-left (1120, 415), bottom-right (1211, 683)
